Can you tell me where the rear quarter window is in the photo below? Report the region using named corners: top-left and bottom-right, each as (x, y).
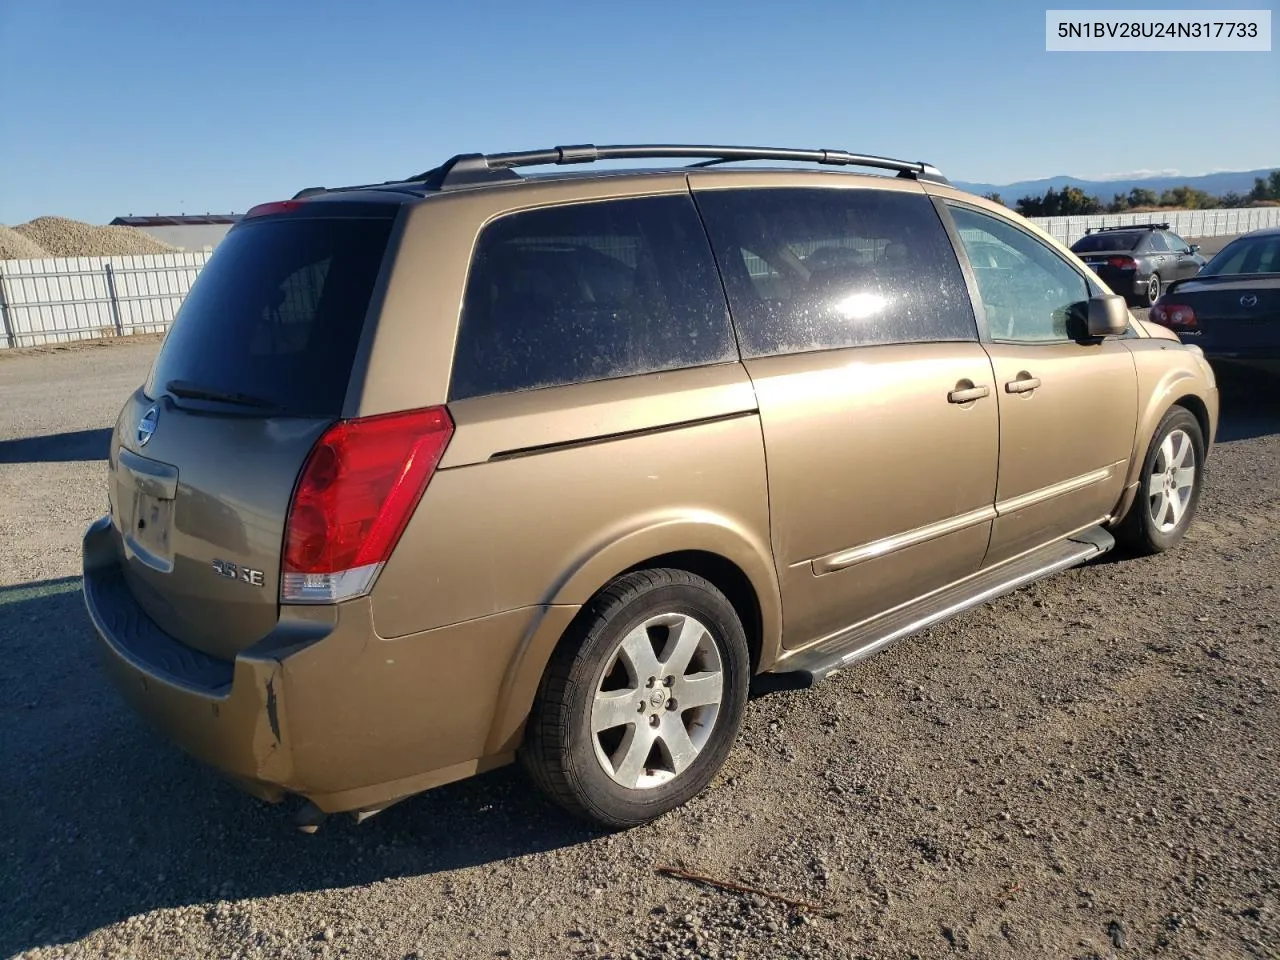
top-left (449, 194), bottom-right (738, 401)
top-left (146, 215), bottom-right (395, 416)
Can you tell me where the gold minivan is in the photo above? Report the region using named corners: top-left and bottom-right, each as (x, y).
top-left (83, 144), bottom-right (1219, 829)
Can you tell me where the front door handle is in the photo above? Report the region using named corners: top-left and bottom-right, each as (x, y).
top-left (947, 383), bottom-right (991, 403)
top-left (1005, 374), bottom-right (1042, 394)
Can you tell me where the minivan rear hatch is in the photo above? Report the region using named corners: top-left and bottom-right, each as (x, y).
top-left (108, 205), bottom-right (399, 661)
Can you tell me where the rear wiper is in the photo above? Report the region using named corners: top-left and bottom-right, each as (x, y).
top-left (165, 380), bottom-right (280, 410)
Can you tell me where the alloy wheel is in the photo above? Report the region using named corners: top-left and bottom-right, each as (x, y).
top-left (590, 613), bottom-right (724, 790)
top-left (1146, 428), bottom-right (1196, 533)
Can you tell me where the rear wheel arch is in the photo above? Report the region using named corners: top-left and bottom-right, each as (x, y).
top-left (548, 520), bottom-right (782, 672)
top-left (616, 550), bottom-right (765, 676)
top-left (482, 525), bottom-right (782, 757)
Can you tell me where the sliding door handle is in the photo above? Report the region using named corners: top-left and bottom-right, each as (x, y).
top-left (947, 383), bottom-right (991, 403)
top-left (1005, 374), bottom-right (1041, 394)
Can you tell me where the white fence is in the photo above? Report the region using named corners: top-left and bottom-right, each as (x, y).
top-left (1029, 206), bottom-right (1280, 246)
top-left (0, 251), bottom-right (210, 349)
top-left (3, 206), bottom-right (1279, 350)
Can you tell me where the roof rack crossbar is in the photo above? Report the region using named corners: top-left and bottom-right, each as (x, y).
top-left (1085, 221), bottom-right (1171, 234)
top-left (410, 144), bottom-right (949, 189)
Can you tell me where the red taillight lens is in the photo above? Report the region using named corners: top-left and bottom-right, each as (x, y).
top-left (1150, 302), bottom-right (1198, 329)
top-left (1106, 256), bottom-right (1137, 269)
top-left (282, 406), bottom-right (453, 603)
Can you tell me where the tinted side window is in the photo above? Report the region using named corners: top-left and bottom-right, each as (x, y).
top-left (1145, 231), bottom-right (1169, 252)
top-left (1164, 232), bottom-right (1189, 254)
top-left (449, 195), bottom-right (736, 400)
top-left (694, 187), bottom-right (977, 358)
top-left (948, 204), bottom-right (1090, 343)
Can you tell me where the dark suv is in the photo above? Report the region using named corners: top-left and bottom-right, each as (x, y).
top-left (1070, 224), bottom-right (1206, 307)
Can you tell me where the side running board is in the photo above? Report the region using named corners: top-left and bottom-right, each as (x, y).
top-left (773, 526), bottom-right (1116, 686)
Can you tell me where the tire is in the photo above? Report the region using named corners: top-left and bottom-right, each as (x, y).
top-left (1113, 406), bottom-right (1205, 556)
top-left (519, 568), bottom-right (750, 829)
top-left (1144, 273), bottom-right (1162, 308)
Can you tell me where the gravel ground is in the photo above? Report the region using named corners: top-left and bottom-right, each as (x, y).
top-left (1, 339), bottom-right (1276, 960)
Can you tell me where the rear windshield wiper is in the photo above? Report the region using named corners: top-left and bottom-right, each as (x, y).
top-left (165, 380), bottom-right (280, 410)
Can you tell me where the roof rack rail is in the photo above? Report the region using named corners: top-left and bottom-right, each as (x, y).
top-left (1086, 221), bottom-right (1171, 234)
top-left (410, 144), bottom-right (950, 190)
top-left (290, 178), bottom-right (428, 199)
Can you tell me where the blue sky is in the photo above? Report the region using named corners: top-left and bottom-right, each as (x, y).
top-left (1, 0), bottom-right (1276, 224)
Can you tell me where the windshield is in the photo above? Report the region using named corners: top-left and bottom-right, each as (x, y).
top-left (1200, 234), bottom-right (1280, 276)
top-left (146, 215), bottom-right (395, 416)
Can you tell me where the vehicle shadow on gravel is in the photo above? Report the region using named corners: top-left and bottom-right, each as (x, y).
top-left (0, 579), bottom-right (604, 958)
top-left (1212, 365), bottom-right (1280, 442)
top-left (0, 427), bottom-right (112, 464)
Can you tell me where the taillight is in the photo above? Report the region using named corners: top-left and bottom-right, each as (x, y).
top-left (1150, 302), bottom-right (1198, 329)
top-left (282, 406), bottom-right (454, 603)
top-left (1106, 256), bottom-right (1137, 269)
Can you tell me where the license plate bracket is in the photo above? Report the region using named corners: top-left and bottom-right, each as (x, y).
top-left (116, 448), bottom-right (179, 573)
top-left (125, 489), bottom-right (176, 572)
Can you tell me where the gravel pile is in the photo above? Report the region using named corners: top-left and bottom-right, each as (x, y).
top-left (0, 225), bottom-right (50, 260)
top-left (6, 216), bottom-right (177, 258)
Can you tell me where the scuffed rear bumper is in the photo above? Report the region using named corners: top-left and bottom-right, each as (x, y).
top-left (83, 515), bottom-right (295, 801)
top-left (82, 515), bottom-right (578, 814)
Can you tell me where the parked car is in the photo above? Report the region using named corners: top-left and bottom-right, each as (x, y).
top-left (1150, 226), bottom-right (1280, 375)
top-left (83, 144), bottom-right (1219, 830)
top-left (1070, 223), bottom-right (1206, 307)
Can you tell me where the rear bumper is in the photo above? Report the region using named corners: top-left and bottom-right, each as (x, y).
top-left (1206, 356), bottom-right (1280, 380)
top-left (1197, 347), bottom-right (1280, 362)
top-left (1088, 266), bottom-right (1142, 295)
top-left (82, 515), bottom-right (578, 813)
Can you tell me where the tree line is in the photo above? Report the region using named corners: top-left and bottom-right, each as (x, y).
top-left (983, 170), bottom-right (1280, 217)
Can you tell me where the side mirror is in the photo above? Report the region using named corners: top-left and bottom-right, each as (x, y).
top-left (1087, 293), bottom-right (1130, 337)
top-left (1188, 244), bottom-right (1200, 254)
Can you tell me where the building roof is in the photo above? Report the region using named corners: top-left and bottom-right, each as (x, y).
top-left (109, 214), bottom-right (242, 227)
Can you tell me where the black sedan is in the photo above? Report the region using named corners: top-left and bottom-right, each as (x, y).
top-left (1070, 223), bottom-right (1206, 307)
top-left (1150, 226), bottom-right (1280, 375)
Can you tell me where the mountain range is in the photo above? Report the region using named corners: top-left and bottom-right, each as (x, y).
top-left (953, 167), bottom-right (1277, 202)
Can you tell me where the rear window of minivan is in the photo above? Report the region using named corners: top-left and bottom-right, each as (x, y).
top-left (146, 215), bottom-right (395, 416)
